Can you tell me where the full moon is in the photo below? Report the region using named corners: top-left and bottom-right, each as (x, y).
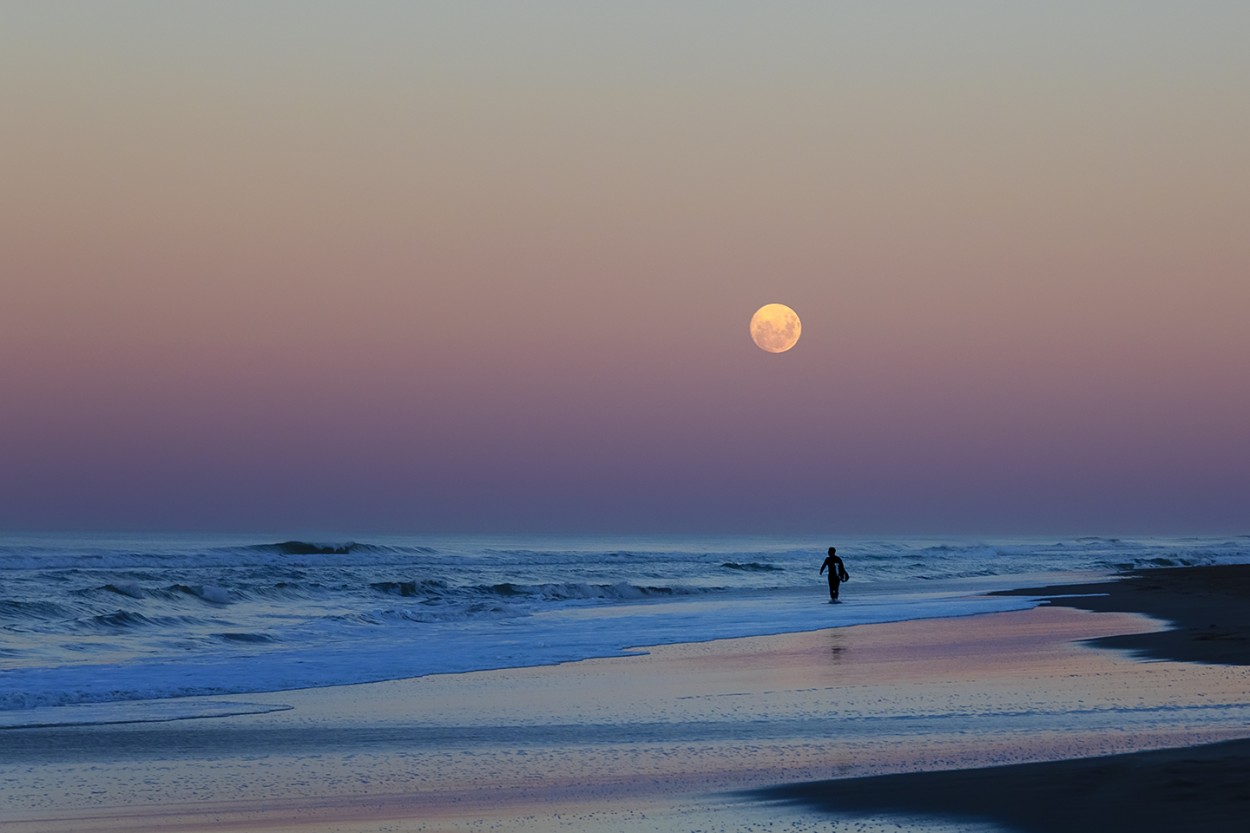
top-left (749, 303), bottom-right (802, 353)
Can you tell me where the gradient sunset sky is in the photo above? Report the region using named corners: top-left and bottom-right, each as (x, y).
top-left (3, 3), bottom-right (1247, 534)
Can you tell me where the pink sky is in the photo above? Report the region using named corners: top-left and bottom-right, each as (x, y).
top-left (2, 3), bottom-right (1248, 533)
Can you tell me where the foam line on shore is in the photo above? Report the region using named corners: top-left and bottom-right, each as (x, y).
top-left (0, 700), bottom-right (292, 730)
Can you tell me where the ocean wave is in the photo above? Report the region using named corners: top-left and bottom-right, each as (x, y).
top-left (722, 562), bottom-right (783, 572)
top-left (476, 581), bottom-right (703, 602)
top-left (168, 584), bottom-right (232, 604)
top-left (253, 541), bottom-right (360, 556)
top-left (85, 610), bottom-right (159, 630)
top-left (72, 611), bottom-right (211, 632)
top-left (80, 579), bottom-right (334, 604)
top-left (0, 539), bottom-right (441, 571)
top-left (364, 579), bottom-right (708, 604)
top-left (246, 580), bottom-right (333, 600)
top-left (0, 599), bottom-right (74, 622)
top-left (69, 583), bottom-right (148, 601)
top-left (1110, 554), bottom-right (1218, 571)
top-left (321, 602), bottom-right (515, 627)
top-left (370, 579), bottom-right (450, 597)
top-left (370, 603), bottom-right (514, 624)
top-left (211, 632), bottom-right (276, 643)
top-left (246, 540), bottom-right (438, 556)
top-left (103, 582), bottom-right (146, 599)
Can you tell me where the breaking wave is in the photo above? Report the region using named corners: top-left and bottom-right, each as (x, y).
top-left (246, 540), bottom-right (440, 557)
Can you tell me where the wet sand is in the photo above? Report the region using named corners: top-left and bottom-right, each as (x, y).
top-left (3, 566), bottom-right (1250, 832)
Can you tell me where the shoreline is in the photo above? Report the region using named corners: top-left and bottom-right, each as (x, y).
top-left (2, 565), bottom-right (1249, 832)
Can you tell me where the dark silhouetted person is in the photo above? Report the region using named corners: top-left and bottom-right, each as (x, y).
top-left (820, 547), bottom-right (850, 601)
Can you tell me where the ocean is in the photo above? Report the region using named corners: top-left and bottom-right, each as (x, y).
top-left (2, 533), bottom-right (1246, 727)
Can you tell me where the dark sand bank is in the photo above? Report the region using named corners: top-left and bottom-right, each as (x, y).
top-left (756, 735), bottom-right (1250, 833)
top-left (755, 565), bottom-right (1250, 832)
top-left (996, 564), bottom-right (1250, 665)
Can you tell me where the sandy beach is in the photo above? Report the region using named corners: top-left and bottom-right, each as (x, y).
top-left (3, 566), bottom-right (1250, 832)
